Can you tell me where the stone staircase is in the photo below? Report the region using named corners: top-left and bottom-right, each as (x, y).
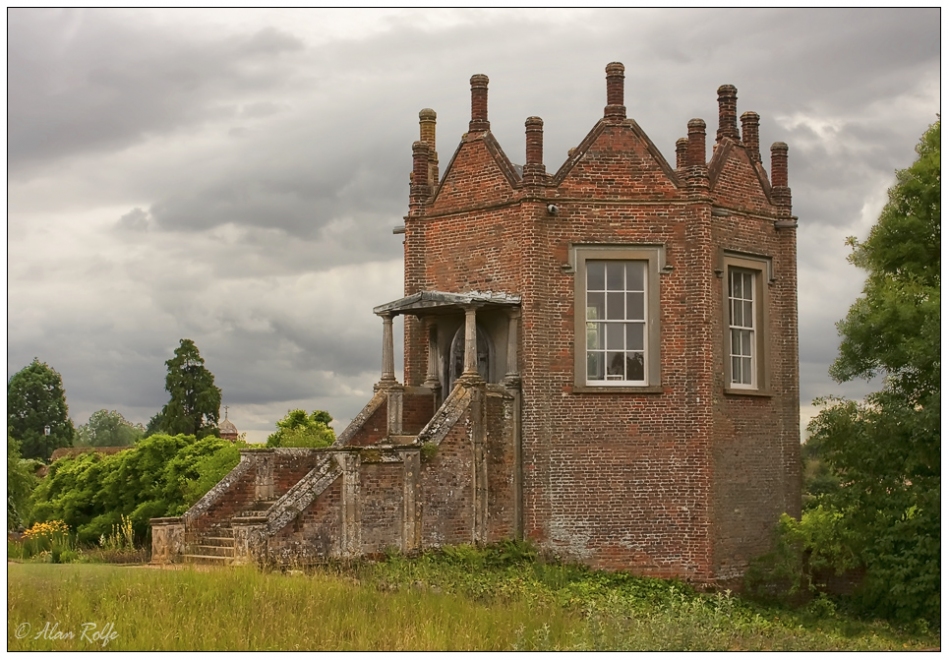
top-left (183, 527), bottom-right (236, 565)
top-left (183, 499), bottom-right (276, 565)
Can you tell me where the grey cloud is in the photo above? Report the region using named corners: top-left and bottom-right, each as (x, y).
top-left (8, 9), bottom-right (939, 439)
top-left (9, 9), bottom-right (305, 173)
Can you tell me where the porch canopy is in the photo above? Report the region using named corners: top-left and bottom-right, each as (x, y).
top-left (372, 291), bottom-right (521, 385)
top-left (373, 290), bottom-right (521, 317)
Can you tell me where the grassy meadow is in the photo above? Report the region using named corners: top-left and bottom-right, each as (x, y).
top-left (7, 547), bottom-right (939, 651)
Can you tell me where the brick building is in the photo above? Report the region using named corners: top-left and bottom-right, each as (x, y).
top-left (152, 63), bottom-right (800, 582)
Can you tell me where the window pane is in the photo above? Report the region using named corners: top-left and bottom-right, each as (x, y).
top-left (730, 271), bottom-right (741, 298)
top-left (587, 292), bottom-right (604, 320)
top-left (607, 323), bottom-right (624, 350)
top-left (742, 272), bottom-right (753, 295)
top-left (606, 292), bottom-right (624, 320)
top-left (626, 352), bottom-right (645, 381)
top-left (607, 352), bottom-right (624, 378)
top-left (626, 262), bottom-right (644, 291)
top-left (626, 323), bottom-right (644, 351)
top-left (587, 261), bottom-right (605, 291)
top-left (626, 292), bottom-right (644, 320)
top-left (731, 299), bottom-right (742, 326)
top-left (741, 330), bottom-right (752, 355)
top-left (587, 351), bottom-right (604, 380)
top-left (586, 322), bottom-right (603, 350)
top-left (740, 357), bottom-right (752, 384)
top-left (731, 329), bottom-right (741, 356)
top-left (731, 356), bottom-right (742, 384)
top-left (606, 262), bottom-right (624, 290)
top-left (742, 301), bottom-right (753, 328)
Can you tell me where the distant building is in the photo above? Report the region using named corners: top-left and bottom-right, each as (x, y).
top-left (218, 407), bottom-right (240, 442)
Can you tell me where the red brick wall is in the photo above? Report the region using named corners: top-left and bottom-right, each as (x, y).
top-left (270, 477), bottom-right (343, 560)
top-left (420, 412), bottom-right (474, 546)
top-left (402, 390), bottom-right (437, 435)
top-left (485, 391), bottom-right (516, 542)
top-left (188, 465), bottom-right (258, 536)
top-left (708, 147), bottom-right (800, 577)
top-left (273, 453), bottom-right (327, 498)
top-left (399, 86), bottom-right (799, 579)
top-left (345, 399), bottom-right (388, 446)
top-left (360, 462), bottom-right (404, 553)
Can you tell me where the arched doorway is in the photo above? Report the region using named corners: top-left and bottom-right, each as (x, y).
top-left (447, 322), bottom-right (491, 391)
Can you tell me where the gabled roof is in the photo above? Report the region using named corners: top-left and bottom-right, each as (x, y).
top-left (374, 290), bottom-right (521, 317)
top-left (552, 118), bottom-right (683, 189)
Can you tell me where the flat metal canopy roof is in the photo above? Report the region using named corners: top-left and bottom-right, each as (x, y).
top-left (373, 290), bottom-right (521, 317)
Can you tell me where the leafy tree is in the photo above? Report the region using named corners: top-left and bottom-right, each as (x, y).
top-left (8, 358), bottom-right (76, 461)
top-left (30, 433), bottom-right (242, 543)
top-left (266, 409), bottom-right (335, 448)
top-left (157, 339), bottom-right (222, 439)
top-left (76, 409), bottom-right (145, 447)
top-left (7, 435), bottom-right (39, 530)
top-left (807, 120), bottom-right (940, 624)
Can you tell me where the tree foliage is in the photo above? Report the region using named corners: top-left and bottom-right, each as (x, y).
top-left (30, 434), bottom-right (241, 543)
top-left (7, 436), bottom-right (40, 531)
top-left (156, 339), bottom-right (222, 439)
top-left (76, 409), bottom-right (144, 447)
top-left (266, 409), bottom-right (335, 448)
top-left (8, 358), bottom-right (76, 461)
top-left (807, 120), bottom-right (940, 625)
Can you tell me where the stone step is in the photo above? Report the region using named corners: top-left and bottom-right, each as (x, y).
top-left (190, 544), bottom-right (235, 557)
top-left (183, 553), bottom-right (231, 564)
top-left (202, 536), bottom-right (235, 546)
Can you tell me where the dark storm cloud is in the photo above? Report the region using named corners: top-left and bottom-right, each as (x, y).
top-left (9, 9), bottom-right (304, 173)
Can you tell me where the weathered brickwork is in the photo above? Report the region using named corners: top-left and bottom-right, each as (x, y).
top-left (484, 389), bottom-right (516, 542)
top-left (344, 397), bottom-right (389, 447)
top-left (419, 410), bottom-right (475, 546)
top-left (153, 64), bottom-right (798, 582)
top-left (360, 462), bottom-right (405, 554)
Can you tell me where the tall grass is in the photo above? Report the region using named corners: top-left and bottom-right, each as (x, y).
top-left (7, 563), bottom-right (581, 651)
top-left (7, 550), bottom-right (938, 651)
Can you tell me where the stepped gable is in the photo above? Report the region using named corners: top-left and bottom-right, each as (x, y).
top-left (707, 86), bottom-right (777, 215)
top-left (427, 75), bottom-right (520, 214)
top-left (553, 63), bottom-right (682, 199)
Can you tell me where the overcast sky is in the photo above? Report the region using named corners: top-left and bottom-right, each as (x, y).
top-left (7, 8), bottom-right (940, 443)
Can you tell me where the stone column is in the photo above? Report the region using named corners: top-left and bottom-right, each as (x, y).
top-left (380, 313), bottom-right (396, 384)
top-left (462, 305), bottom-right (480, 378)
top-left (505, 308), bottom-right (520, 379)
top-left (338, 452), bottom-right (362, 557)
top-left (423, 320), bottom-right (440, 389)
top-left (401, 450), bottom-right (421, 553)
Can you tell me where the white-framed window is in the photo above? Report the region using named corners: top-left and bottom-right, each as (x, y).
top-left (573, 245), bottom-right (663, 390)
top-left (585, 260), bottom-right (647, 384)
top-left (721, 252), bottom-right (771, 394)
top-left (728, 268), bottom-right (756, 388)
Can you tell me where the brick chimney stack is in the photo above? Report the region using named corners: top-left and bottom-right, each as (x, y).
top-left (770, 142), bottom-right (791, 208)
top-left (419, 108), bottom-right (439, 186)
top-left (687, 118), bottom-right (706, 167)
top-left (409, 140), bottom-right (431, 213)
top-left (716, 84), bottom-right (739, 143)
top-left (523, 116), bottom-right (546, 183)
top-left (604, 62), bottom-right (626, 120)
top-left (675, 137), bottom-right (689, 169)
top-left (469, 74), bottom-right (490, 133)
top-left (741, 111), bottom-right (761, 163)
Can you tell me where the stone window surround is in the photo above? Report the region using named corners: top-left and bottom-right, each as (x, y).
top-left (571, 244), bottom-right (664, 392)
top-left (720, 250), bottom-right (772, 396)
